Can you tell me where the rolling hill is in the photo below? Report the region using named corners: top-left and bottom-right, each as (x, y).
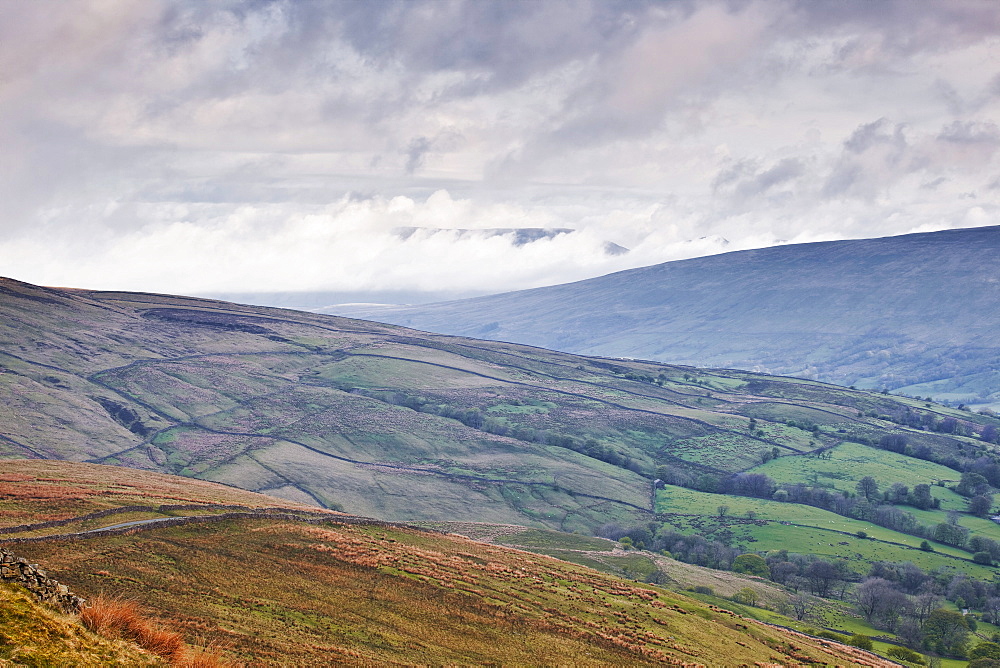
top-left (3, 275), bottom-right (999, 535)
top-left (332, 226), bottom-right (1000, 410)
top-left (3, 278), bottom-right (1000, 664)
top-left (0, 460), bottom-right (897, 666)
top-left (1, 275), bottom-right (998, 539)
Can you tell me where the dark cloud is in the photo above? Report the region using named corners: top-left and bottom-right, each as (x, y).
top-left (843, 118), bottom-right (907, 155)
top-left (404, 137), bottom-right (432, 175)
top-left (937, 120), bottom-right (1000, 145)
top-left (713, 158), bottom-right (805, 203)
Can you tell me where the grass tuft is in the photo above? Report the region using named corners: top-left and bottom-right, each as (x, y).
top-left (81, 596), bottom-right (193, 664)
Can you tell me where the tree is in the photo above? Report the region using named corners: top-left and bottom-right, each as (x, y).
top-left (731, 473), bottom-right (776, 498)
top-left (911, 484), bottom-right (935, 510)
top-left (971, 642), bottom-right (1000, 661)
top-left (969, 494), bottom-right (994, 518)
top-left (732, 587), bottom-right (759, 607)
top-left (933, 521), bottom-right (969, 548)
top-left (969, 659), bottom-right (1000, 668)
top-left (923, 608), bottom-right (970, 656)
top-left (855, 578), bottom-right (894, 622)
top-left (879, 433), bottom-right (909, 453)
top-left (805, 560), bottom-right (838, 597)
top-left (886, 646), bottom-right (925, 664)
top-left (974, 551), bottom-right (994, 565)
top-left (717, 505), bottom-right (730, 518)
top-left (855, 578), bottom-right (909, 632)
top-left (733, 554), bottom-right (771, 579)
top-left (789, 594), bottom-right (812, 620)
top-left (984, 596), bottom-right (1000, 625)
top-left (957, 472), bottom-right (991, 498)
top-left (889, 482), bottom-right (910, 504)
top-left (770, 561), bottom-right (798, 585)
top-left (847, 634), bottom-right (873, 650)
top-left (856, 476), bottom-right (879, 501)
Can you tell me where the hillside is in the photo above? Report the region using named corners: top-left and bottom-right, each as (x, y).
top-left (0, 580), bottom-right (161, 666)
top-left (332, 226), bottom-right (1000, 410)
top-left (2, 276), bottom-right (999, 538)
top-left (0, 460), bottom-right (894, 667)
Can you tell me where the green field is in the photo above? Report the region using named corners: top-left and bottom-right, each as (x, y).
top-left (751, 441), bottom-right (961, 491)
top-left (656, 485), bottom-right (997, 578)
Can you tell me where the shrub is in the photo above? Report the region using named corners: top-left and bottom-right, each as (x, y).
top-left (80, 596), bottom-right (185, 662)
top-left (690, 585), bottom-right (714, 595)
top-left (732, 553), bottom-right (770, 578)
top-left (731, 587), bottom-right (759, 607)
top-left (847, 634), bottom-right (873, 651)
top-left (815, 630), bottom-right (847, 642)
top-left (886, 645), bottom-right (924, 664)
top-left (971, 641), bottom-right (1000, 661)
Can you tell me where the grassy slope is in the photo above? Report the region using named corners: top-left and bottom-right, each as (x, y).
top-left (20, 519), bottom-right (892, 667)
top-left (0, 460), bottom-right (893, 667)
top-left (2, 277), bottom-right (998, 539)
top-left (0, 581), bottom-right (161, 667)
top-left (0, 460), bottom-right (316, 518)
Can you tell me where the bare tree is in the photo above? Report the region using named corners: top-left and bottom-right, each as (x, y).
top-left (790, 594), bottom-right (812, 621)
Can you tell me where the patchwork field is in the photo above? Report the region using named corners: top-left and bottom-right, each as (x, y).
top-left (2, 277), bottom-right (997, 539)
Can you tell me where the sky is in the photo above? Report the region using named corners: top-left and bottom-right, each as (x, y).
top-left (2, 0), bottom-right (999, 303)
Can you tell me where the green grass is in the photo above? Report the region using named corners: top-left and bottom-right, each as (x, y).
top-left (0, 582), bottom-right (161, 666)
top-left (751, 441), bottom-right (961, 491)
top-left (656, 485), bottom-right (997, 577)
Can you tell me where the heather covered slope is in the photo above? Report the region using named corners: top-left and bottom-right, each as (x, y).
top-left (1, 276), bottom-right (998, 534)
top-left (333, 226), bottom-right (1000, 409)
top-left (0, 462), bottom-right (891, 667)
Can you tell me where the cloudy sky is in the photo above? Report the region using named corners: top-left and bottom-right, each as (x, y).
top-left (2, 0), bottom-right (998, 303)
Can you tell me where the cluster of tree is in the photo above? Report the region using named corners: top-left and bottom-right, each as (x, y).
top-left (690, 470), bottom-right (997, 554)
top-left (865, 404), bottom-right (1000, 444)
top-left (852, 563), bottom-right (1000, 658)
top-left (602, 514), bottom-right (1000, 660)
top-left (596, 523), bottom-right (738, 571)
top-left (864, 430), bottom-right (1000, 478)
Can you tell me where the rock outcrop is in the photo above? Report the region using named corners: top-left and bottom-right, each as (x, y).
top-left (0, 547), bottom-right (83, 612)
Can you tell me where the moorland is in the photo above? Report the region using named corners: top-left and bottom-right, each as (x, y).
top-left (2, 275), bottom-right (1000, 664)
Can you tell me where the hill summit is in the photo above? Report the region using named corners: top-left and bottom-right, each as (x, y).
top-left (332, 226), bottom-right (1000, 409)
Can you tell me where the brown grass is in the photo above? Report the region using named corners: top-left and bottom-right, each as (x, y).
top-left (81, 596), bottom-right (224, 666)
top-left (179, 651), bottom-right (228, 668)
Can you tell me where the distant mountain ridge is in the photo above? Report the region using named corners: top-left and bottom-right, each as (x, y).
top-left (333, 226), bottom-right (1000, 409)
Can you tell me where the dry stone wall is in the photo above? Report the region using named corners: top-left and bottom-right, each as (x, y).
top-left (0, 546), bottom-right (83, 611)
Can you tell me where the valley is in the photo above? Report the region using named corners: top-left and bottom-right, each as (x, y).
top-left (2, 276), bottom-right (1000, 665)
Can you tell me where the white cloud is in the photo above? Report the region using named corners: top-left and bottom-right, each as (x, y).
top-left (1, 0), bottom-right (998, 298)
